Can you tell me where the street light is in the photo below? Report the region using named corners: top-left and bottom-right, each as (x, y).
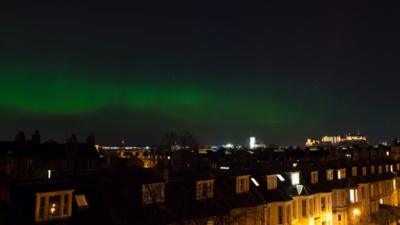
top-left (353, 208), bottom-right (361, 217)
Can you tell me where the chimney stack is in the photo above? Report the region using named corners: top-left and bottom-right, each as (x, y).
top-left (32, 130), bottom-right (41, 144)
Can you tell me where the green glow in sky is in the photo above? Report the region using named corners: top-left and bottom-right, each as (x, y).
top-left (0, 67), bottom-right (295, 126)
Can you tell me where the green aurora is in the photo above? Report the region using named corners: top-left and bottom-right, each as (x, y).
top-left (0, 65), bottom-right (395, 144)
top-left (0, 67), bottom-right (299, 122)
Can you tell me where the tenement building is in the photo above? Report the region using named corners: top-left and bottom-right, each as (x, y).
top-left (1, 132), bottom-right (400, 225)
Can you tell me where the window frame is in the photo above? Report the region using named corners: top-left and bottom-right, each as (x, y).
top-left (142, 182), bottom-right (165, 205)
top-left (34, 190), bottom-right (74, 222)
top-left (267, 175), bottom-right (278, 190)
top-left (311, 171), bottom-right (318, 184)
top-left (337, 168), bottom-right (346, 180)
top-left (236, 175), bottom-right (250, 194)
top-left (196, 180), bottom-right (214, 200)
top-left (326, 169), bottom-right (334, 181)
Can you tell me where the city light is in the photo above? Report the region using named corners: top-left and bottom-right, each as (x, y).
top-left (353, 208), bottom-right (361, 216)
top-left (250, 177), bottom-right (260, 187)
top-left (277, 174), bottom-right (285, 182)
top-left (249, 137), bottom-right (256, 149)
top-left (223, 143), bottom-right (234, 149)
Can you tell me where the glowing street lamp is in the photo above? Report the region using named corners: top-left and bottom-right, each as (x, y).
top-left (353, 208), bottom-right (361, 217)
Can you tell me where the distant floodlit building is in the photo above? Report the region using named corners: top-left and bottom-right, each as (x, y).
top-left (306, 133), bottom-right (368, 146)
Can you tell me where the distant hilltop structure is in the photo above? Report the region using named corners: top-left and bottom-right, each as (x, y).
top-left (249, 136), bottom-right (266, 149)
top-left (306, 133), bottom-right (367, 147)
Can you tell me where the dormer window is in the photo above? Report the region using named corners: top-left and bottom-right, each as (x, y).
top-left (362, 167), bottom-right (367, 176)
top-left (326, 169), bottom-right (334, 181)
top-left (371, 166), bottom-right (375, 174)
top-left (291, 172), bottom-right (300, 185)
top-left (378, 166), bottom-right (382, 174)
top-left (236, 175), bottom-right (250, 193)
top-left (311, 171), bottom-right (318, 184)
top-left (142, 183), bottom-right (165, 204)
top-left (35, 190), bottom-right (74, 222)
top-left (385, 165), bottom-right (389, 172)
top-left (337, 169), bottom-right (346, 180)
top-left (390, 165), bottom-right (394, 172)
top-left (75, 195), bottom-right (89, 208)
top-left (352, 167), bottom-right (357, 177)
top-left (267, 175), bottom-right (278, 190)
top-left (196, 180), bottom-right (214, 200)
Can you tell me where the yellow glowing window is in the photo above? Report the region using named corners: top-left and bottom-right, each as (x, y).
top-left (326, 169), bottom-right (334, 181)
top-left (236, 175), bottom-right (250, 193)
top-left (337, 169), bottom-right (346, 180)
top-left (267, 175), bottom-right (278, 190)
top-left (75, 195), bottom-right (89, 208)
top-left (35, 190), bottom-right (74, 222)
top-left (196, 180), bottom-right (214, 200)
top-left (311, 171), bottom-right (318, 184)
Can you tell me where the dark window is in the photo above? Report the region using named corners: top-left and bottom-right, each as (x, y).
top-left (302, 200), bottom-right (307, 217)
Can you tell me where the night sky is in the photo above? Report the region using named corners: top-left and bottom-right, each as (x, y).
top-left (1, 1), bottom-right (400, 145)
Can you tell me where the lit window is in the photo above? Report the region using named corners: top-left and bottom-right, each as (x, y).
top-left (397, 163), bottom-right (400, 171)
top-left (291, 172), bottom-right (300, 185)
top-left (371, 166), bottom-right (375, 174)
top-left (352, 167), bottom-right (357, 177)
top-left (267, 175), bottom-right (278, 190)
top-left (35, 190), bottom-right (74, 222)
top-left (378, 166), bottom-right (382, 174)
top-left (236, 175), bottom-right (250, 193)
top-left (196, 180), bottom-right (214, 200)
top-left (385, 165), bottom-right (389, 172)
top-left (362, 167), bottom-right (367, 176)
top-left (311, 171), bottom-right (318, 184)
top-left (349, 189), bottom-right (358, 203)
top-left (390, 165), bottom-right (394, 172)
top-left (75, 195), bottom-right (89, 208)
top-left (326, 169), bottom-right (334, 181)
top-left (142, 183), bottom-right (165, 204)
top-left (337, 169), bottom-right (346, 180)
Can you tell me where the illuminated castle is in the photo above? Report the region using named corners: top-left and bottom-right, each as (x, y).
top-left (306, 133), bottom-right (367, 147)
